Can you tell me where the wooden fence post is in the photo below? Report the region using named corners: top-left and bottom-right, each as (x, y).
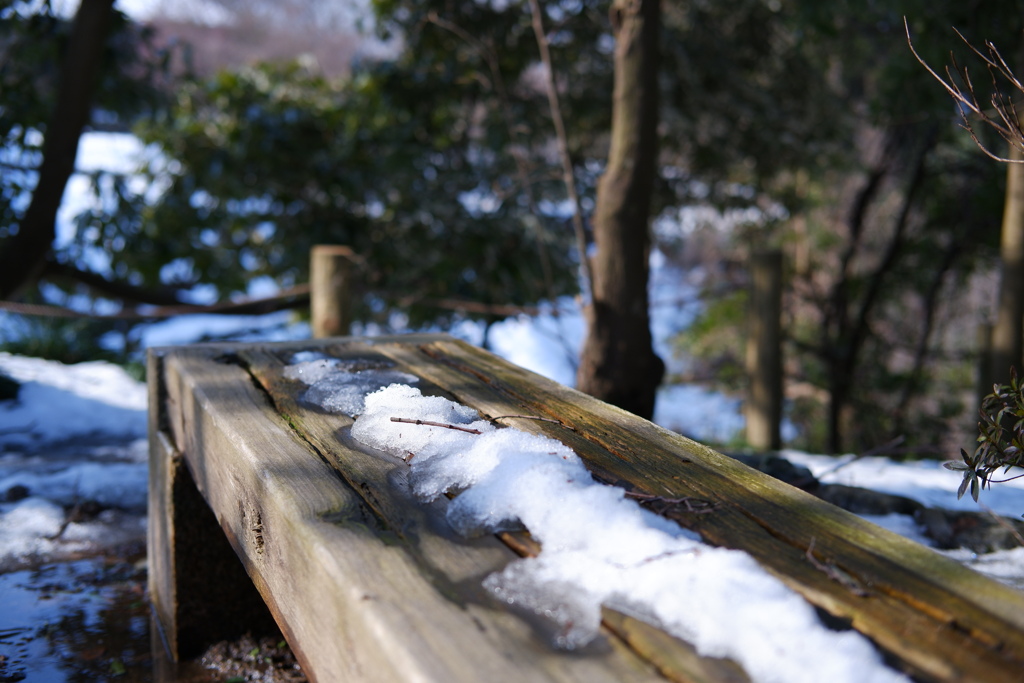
top-left (311, 245), bottom-right (354, 338)
top-left (990, 142), bottom-right (1024, 388)
top-left (745, 250), bottom-right (783, 451)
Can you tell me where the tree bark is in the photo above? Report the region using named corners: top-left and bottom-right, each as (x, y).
top-left (0, 0), bottom-right (116, 299)
top-left (823, 131), bottom-right (933, 453)
top-left (576, 0), bottom-right (664, 419)
top-left (990, 142), bottom-right (1024, 387)
top-left (746, 250), bottom-right (783, 451)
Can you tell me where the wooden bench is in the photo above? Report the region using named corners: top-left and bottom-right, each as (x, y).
top-left (147, 334), bottom-right (1024, 682)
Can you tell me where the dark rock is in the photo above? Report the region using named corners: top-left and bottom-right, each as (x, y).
top-left (817, 484), bottom-right (924, 516)
top-left (2, 484), bottom-right (30, 502)
top-left (915, 508), bottom-right (1024, 554)
top-left (0, 372), bottom-right (18, 402)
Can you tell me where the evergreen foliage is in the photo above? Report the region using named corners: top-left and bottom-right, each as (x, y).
top-left (947, 369), bottom-right (1024, 508)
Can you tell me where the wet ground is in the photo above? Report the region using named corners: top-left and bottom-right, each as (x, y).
top-left (0, 553), bottom-right (150, 682)
top-left (0, 549), bottom-right (307, 683)
top-left (0, 436), bottom-right (306, 683)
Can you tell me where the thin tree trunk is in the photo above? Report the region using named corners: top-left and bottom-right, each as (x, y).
top-left (824, 132), bottom-right (933, 453)
top-left (894, 231), bottom-right (964, 427)
top-left (745, 250), bottom-right (783, 450)
top-left (0, 0), bottom-right (115, 299)
top-left (821, 162), bottom-right (888, 453)
top-left (576, 0), bottom-right (664, 419)
top-left (990, 142), bottom-right (1024, 387)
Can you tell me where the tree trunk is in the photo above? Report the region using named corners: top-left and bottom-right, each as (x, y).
top-left (822, 131), bottom-right (933, 453)
top-left (576, 0), bottom-right (664, 419)
top-left (0, 0), bottom-right (115, 299)
top-left (745, 250), bottom-right (783, 451)
top-left (990, 143), bottom-right (1024, 387)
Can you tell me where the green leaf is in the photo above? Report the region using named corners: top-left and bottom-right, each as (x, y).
top-left (957, 474), bottom-right (970, 500)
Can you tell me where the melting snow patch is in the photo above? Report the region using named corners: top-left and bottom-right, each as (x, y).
top-left (338, 382), bottom-right (909, 683)
top-left (285, 353), bottom-right (419, 416)
top-left (0, 354), bottom-right (147, 448)
top-left (782, 450), bottom-right (1024, 518)
top-left (0, 497), bottom-right (79, 572)
top-left (943, 546), bottom-right (1024, 591)
top-left (0, 461), bottom-right (148, 511)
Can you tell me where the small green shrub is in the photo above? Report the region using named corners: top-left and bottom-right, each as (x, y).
top-left (946, 369), bottom-right (1024, 507)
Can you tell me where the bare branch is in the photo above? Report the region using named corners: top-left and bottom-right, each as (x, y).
top-left (905, 17), bottom-right (1024, 163)
top-left (389, 417), bottom-right (483, 434)
top-left (529, 0), bottom-right (595, 299)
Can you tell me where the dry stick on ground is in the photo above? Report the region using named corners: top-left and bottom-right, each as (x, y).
top-left (391, 415), bottom-right (573, 436)
top-left (624, 490), bottom-right (719, 514)
top-left (813, 435), bottom-right (907, 481)
top-left (905, 17), bottom-right (1024, 162)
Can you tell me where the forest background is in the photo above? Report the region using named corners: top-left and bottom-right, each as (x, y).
top-left (2, 0), bottom-right (1022, 457)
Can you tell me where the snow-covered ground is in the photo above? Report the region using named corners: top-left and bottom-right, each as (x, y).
top-left (0, 354), bottom-right (148, 573)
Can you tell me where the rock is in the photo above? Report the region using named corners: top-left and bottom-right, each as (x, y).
top-left (915, 508), bottom-right (1024, 554)
top-left (0, 371), bottom-right (18, 401)
top-left (816, 484), bottom-right (924, 516)
top-left (2, 484), bottom-right (30, 502)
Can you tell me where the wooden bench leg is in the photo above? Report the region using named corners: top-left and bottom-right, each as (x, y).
top-left (148, 428), bottom-right (280, 665)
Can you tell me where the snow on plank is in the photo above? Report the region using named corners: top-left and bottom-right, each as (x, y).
top-left (149, 335), bottom-right (1024, 683)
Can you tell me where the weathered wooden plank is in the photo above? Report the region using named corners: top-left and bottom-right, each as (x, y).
top-left (495, 530), bottom-right (752, 683)
top-left (236, 344), bottom-right (765, 683)
top-left (148, 351), bottom-right (279, 664)
top-left (234, 345), bottom-right (731, 683)
top-left (146, 427), bottom-right (281, 659)
top-left (152, 335), bottom-right (1024, 683)
top-left (358, 335), bottom-right (1024, 683)
top-left (600, 610), bottom-right (750, 683)
top-left (157, 345), bottom-right (669, 683)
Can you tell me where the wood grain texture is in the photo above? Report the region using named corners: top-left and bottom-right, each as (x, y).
top-left (366, 335), bottom-right (1024, 683)
top-left (150, 335), bottom-right (1024, 683)
top-left (155, 344), bottom-right (666, 683)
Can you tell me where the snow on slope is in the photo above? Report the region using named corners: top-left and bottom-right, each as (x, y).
top-left (0, 354), bottom-right (148, 571)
